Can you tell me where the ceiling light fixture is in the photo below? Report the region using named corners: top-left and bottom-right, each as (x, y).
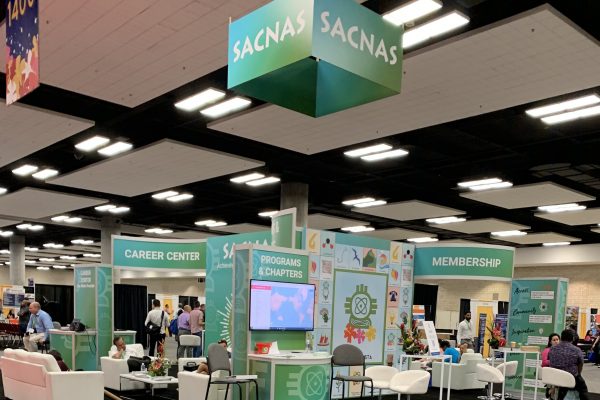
top-left (32, 169), bottom-right (59, 180)
top-left (16, 224), bottom-right (43, 231)
top-left (246, 177), bottom-right (281, 187)
top-left (95, 204), bottom-right (116, 211)
top-left (537, 203), bottom-right (586, 213)
top-left (24, 247), bottom-right (38, 251)
top-left (71, 239), bottom-right (95, 245)
top-left (175, 88), bottom-right (226, 111)
top-left (17, 224), bottom-right (31, 230)
top-left (426, 216), bottom-right (467, 224)
top-left (98, 141), bottom-right (133, 156)
top-left (0, 187), bottom-right (7, 195)
top-left (344, 144), bottom-right (392, 158)
top-left (458, 178), bottom-right (502, 188)
top-left (541, 105), bottom-right (600, 125)
top-left (353, 200), bottom-right (388, 208)
top-left (403, 11), bottom-right (469, 49)
top-left (108, 206), bottom-right (130, 214)
top-left (43, 243), bottom-right (64, 249)
top-left (83, 253), bottom-right (101, 258)
top-left (469, 181), bottom-right (513, 191)
top-left (39, 258), bottom-right (55, 262)
top-left (0, 230), bottom-right (13, 238)
top-left (341, 225), bottom-right (375, 233)
top-left (195, 220), bottom-right (216, 226)
top-left (25, 260), bottom-right (37, 264)
top-left (145, 228), bottom-right (174, 234)
top-left (75, 136), bottom-right (111, 152)
top-left (230, 173), bottom-right (265, 184)
top-left (60, 255), bottom-right (77, 260)
top-left (52, 265), bottom-right (67, 269)
top-left (51, 215), bottom-right (69, 222)
top-left (0, 249), bottom-right (10, 254)
top-left (361, 148), bottom-right (409, 161)
top-left (383, 0), bottom-right (442, 26)
top-left (165, 193), bottom-right (194, 202)
top-left (65, 217), bottom-right (82, 223)
top-left (200, 97), bottom-right (251, 118)
top-left (491, 230), bottom-right (527, 237)
top-left (526, 94), bottom-right (600, 118)
top-left (542, 242), bottom-right (571, 247)
top-left (342, 197), bottom-right (376, 206)
top-left (12, 164), bottom-right (39, 176)
top-left (258, 211), bottom-right (279, 217)
top-left (407, 237), bottom-right (439, 243)
top-left (37, 266), bottom-right (50, 271)
top-left (152, 191), bottom-right (179, 200)
top-left (207, 221), bottom-right (228, 228)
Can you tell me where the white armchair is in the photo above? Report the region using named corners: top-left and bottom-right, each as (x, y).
top-left (178, 371), bottom-right (230, 400)
top-left (365, 365), bottom-right (399, 399)
top-left (389, 370), bottom-right (430, 400)
top-left (431, 352), bottom-right (486, 390)
top-left (178, 357), bottom-right (206, 372)
top-left (101, 343), bottom-right (146, 391)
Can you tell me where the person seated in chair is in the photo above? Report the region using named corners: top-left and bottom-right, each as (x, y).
top-left (23, 302), bottom-right (53, 352)
top-left (196, 339), bottom-right (230, 374)
top-left (48, 349), bottom-right (70, 371)
top-left (112, 336), bottom-right (150, 372)
top-left (439, 339), bottom-right (460, 363)
top-left (549, 329), bottom-right (589, 400)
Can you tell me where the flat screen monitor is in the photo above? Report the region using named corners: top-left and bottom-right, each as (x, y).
top-left (249, 280), bottom-right (315, 331)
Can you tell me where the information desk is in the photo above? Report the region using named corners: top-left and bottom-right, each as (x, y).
top-left (248, 352), bottom-right (331, 400)
top-left (115, 330), bottom-right (136, 344)
top-left (49, 329), bottom-right (97, 371)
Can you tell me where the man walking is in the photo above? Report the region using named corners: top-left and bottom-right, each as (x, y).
top-left (145, 299), bottom-right (169, 357)
top-left (549, 329), bottom-right (589, 400)
top-left (190, 301), bottom-right (205, 357)
top-left (177, 305), bottom-right (192, 358)
top-left (457, 311), bottom-right (475, 349)
top-left (23, 302), bottom-right (53, 352)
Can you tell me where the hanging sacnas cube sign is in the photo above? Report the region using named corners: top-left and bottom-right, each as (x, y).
top-left (227, 0), bottom-right (404, 118)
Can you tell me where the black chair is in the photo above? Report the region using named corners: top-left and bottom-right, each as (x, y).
top-left (39, 338), bottom-right (50, 353)
top-left (330, 344), bottom-right (373, 399)
top-left (205, 343), bottom-right (259, 400)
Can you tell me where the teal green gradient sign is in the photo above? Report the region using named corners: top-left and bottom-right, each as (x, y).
top-left (112, 236), bottom-right (205, 270)
top-left (252, 249), bottom-right (308, 283)
top-left (414, 244), bottom-right (514, 280)
top-left (228, 0), bottom-right (403, 117)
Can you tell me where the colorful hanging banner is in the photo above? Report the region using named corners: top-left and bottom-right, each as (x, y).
top-left (6, 0), bottom-right (40, 104)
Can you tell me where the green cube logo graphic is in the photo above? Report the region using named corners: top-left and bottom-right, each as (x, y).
top-left (228, 0), bottom-right (403, 117)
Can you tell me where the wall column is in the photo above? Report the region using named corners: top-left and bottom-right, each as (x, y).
top-left (101, 216), bottom-right (121, 283)
top-left (9, 235), bottom-right (26, 286)
top-left (280, 182), bottom-right (309, 227)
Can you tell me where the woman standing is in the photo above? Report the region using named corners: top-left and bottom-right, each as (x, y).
top-left (17, 300), bottom-right (31, 335)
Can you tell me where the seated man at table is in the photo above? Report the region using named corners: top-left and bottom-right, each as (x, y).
top-left (440, 339), bottom-right (460, 363)
top-left (549, 329), bottom-right (589, 400)
top-left (23, 302), bottom-right (53, 352)
top-left (111, 336), bottom-right (150, 372)
top-left (196, 339), bottom-right (230, 374)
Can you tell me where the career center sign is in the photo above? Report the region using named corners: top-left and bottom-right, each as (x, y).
top-left (113, 235), bottom-right (206, 271)
top-left (228, 0), bottom-right (403, 117)
top-left (414, 244), bottom-right (514, 281)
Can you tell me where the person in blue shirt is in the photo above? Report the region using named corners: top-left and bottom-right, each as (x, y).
top-left (439, 339), bottom-right (461, 363)
top-left (23, 302), bottom-right (54, 352)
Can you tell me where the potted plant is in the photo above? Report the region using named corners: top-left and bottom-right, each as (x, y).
top-left (147, 353), bottom-right (171, 377)
top-left (486, 322), bottom-right (506, 349)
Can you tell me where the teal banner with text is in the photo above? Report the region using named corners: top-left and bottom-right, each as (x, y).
top-left (112, 236), bottom-right (205, 270)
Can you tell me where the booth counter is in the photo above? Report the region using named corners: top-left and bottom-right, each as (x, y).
top-left (248, 352), bottom-right (331, 400)
top-left (49, 329), bottom-right (97, 371)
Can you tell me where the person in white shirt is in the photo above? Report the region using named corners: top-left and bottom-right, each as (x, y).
top-left (145, 299), bottom-right (169, 357)
top-left (457, 311), bottom-right (475, 349)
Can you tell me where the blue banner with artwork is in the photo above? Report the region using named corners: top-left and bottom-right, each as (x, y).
top-left (5, 0), bottom-right (40, 104)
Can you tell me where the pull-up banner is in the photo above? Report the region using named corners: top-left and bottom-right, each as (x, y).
top-left (228, 0), bottom-right (403, 117)
top-left (6, 0), bottom-right (40, 104)
top-left (414, 244), bottom-right (514, 281)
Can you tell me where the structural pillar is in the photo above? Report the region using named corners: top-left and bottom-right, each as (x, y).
top-left (9, 235), bottom-right (26, 286)
top-left (280, 182), bottom-right (309, 227)
top-left (101, 216), bottom-right (121, 283)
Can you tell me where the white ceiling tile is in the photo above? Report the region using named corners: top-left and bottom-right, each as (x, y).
top-left (535, 208), bottom-right (600, 226)
top-left (498, 232), bottom-right (580, 245)
top-left (48, 139), bottom-right (264, 197)
top-left (439, 218), bottom-right (530, 234)
top-left (461, 182), bottom-right (594, 209)
top-left (168, 231), bottom-right (218, 239)
top-left (352, 200), bottom-right (464, 221)
top-left (0, 103), bottom-right (94, 168)
top-left (0, 188), bottom-right (106, 219)
top-left (359, 228), bottom-right (437, 241)
top-left (209, 6), bottom-right (600, 154)
top-left (213, 223), bottom-right (268, 234)
top-left (0, 219), bottom-right (21, 228)
top-left (307, 213), bottom-right (368, 230)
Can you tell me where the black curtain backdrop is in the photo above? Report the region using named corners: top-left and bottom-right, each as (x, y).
top-left (414, 283), bottom-right (438, 322)
top-left (115, 284), bottom-right (148, 347)
top-left (35, 284), bottom-right (73, 326)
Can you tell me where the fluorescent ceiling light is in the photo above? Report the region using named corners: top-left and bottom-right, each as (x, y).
top-left (175, 88), bottom-right (226, 111)
top-left (426, 216), bottom-right (467, 224)
top-left (17, 224), bottom-right (31, 230)
top-left (52, 265), bottom-right (67, 269)
top-left (344, 144), bottom-right (392, 158)
top-left (200, 97), bottom-right (251, 118)
top-left (403, 11), bottom-right (469, 49)
top-left (0, 230), bottom-right (13, 237)
top-left (32, 169), bottom-right (59, 180)
top-left (258, 211), bottom-right (278, 217)
top-left (65, 217), bottom-right (82, 223)
top-left (60, 255), bottom-right (77, 260)
top-left (71, 239), bottom-right (95, 245)
top-left (98, 141), bottom-right (133, 156)
top-left (246, 177), bottom-right (281, 187)
top-left (0, 187), bottom-right (7, 195)
top-left (24, 247), bottom-right (38, 251)
top-left (342, 197), bottom-right (376, 206)
top-left (145, 228), bottom-right (174, 234)
top-left (542, 242), bottom-right (570, 247)
top-left (341, 225), bottom-right (375, 233)
top-left (37, 266), bottom-right (50, 271)
top-left (541, 105), bottom-right (600, 125)
top-left (383, 0), bottom-right (442, 26)
top-left (0, 249), bottom-right (10, 254)
top-left (39, 258), bottom-right (55, 262)
top-left (207, 221), bottom-right (227, 228)
top-left (108, 206), bottom-right (130, 214)
top-left (407, 237), bottom-right (438, 243)
top-left (51, 215), bottom-right (69, 222)
top-left (469, 181), bottom-right (513, 191)
top-left (4, 262), bottom-right (10, 265)
top-left (83, 253), bottom-right (101, 258)
top-left (12, 164), bottom-right (38, 176)
top-left (525, 94), bottom-right (600, 118)
top-left (458, 178), bottom-right (502, 188)
top-left (230, 173), bottom-right (265, 183)
top-left (152, 191), bottom-right (179, 200)
top-left (43, 243), bottom-right (63, 249)
top-left (95, 204), bottom-right (116, 211)
top-left (28, 225), bottom-right (44, 231)
top-left (75, 136), bottom-right (110, 152)
top-left (361, 148), bottom-right (409, 161)
top-left (491, 230), bottom-right (527, 237)
top-left (537, 203), bottom-right (586, 213)
top-left (25, 260), bottom-right (37, 264)
top-left (195, 220), bottom-right (216, 226)
top-left (165, 193), bottom-right (194, 202)
top-left (353, 200), bottom-right (387, 208)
